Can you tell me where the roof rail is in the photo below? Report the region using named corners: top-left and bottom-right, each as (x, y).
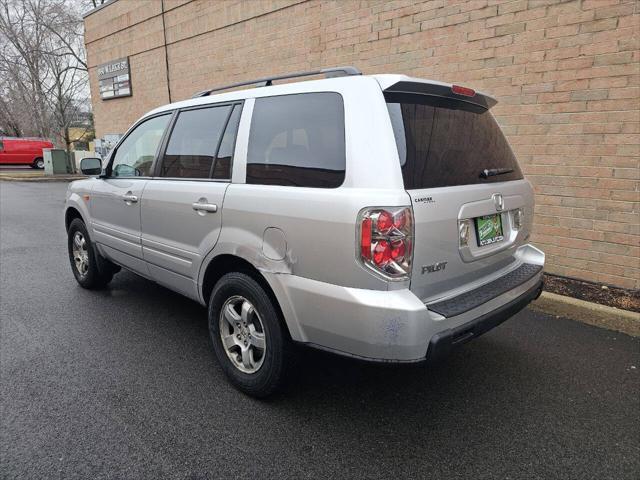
top-left (191, 66), bottom-right (362, 98)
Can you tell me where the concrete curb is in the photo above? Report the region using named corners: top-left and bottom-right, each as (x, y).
top-left (0, 175), bottom-right (84, 182)
top-left (530, 291), bottom-right (640, 337)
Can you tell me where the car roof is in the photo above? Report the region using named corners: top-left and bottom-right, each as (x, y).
top-left (144, 73), bottom-right (496, 119)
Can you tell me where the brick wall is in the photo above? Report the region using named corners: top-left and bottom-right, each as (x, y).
top-left (84, 0), bottom-right (640, 289)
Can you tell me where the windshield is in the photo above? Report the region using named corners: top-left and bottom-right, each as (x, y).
top-left (385, 93), bottom-right (523, 189)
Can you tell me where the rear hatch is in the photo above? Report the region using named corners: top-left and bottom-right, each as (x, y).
top-left (383, 80), bottom-right (534, 303)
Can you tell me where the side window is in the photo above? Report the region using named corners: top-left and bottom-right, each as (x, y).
top-left (246, 93), bottom-right (345, 188)
top-left (111, 114), bottom-right (170, 177)
top-left (0, 140), bottom-right (4, 150)
top-left (160, 105), bottom-right (231, 179)
top-left (212, 104), bottom-right (242, 179)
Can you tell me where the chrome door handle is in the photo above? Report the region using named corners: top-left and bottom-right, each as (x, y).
top-left (192, 202), bottom-right (218, 213)
top-left (123, 193), bottom-right (138, 203)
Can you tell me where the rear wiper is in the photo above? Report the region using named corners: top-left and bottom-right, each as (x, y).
top-left (480, 168), bottom-right (514, 179)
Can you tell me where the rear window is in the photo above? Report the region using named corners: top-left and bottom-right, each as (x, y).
top-left (386, 94), bottom-right (522, 189)
top-left (246, 93), bottom-right (345, 188)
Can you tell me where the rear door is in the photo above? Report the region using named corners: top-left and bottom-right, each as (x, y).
top-left (140, 102), bottom-right (242, 299)
top-left (90, 113), bottom-right (172, 276)
top-left (385, 85), bottom-right (534, 302)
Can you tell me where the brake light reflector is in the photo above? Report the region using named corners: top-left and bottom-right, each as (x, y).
top-left (358, 207), bottom-right (413, 280)
top-left (452, 85), bottom-right (475, 97)
top-left (361, 217), bottom-right (372, 259)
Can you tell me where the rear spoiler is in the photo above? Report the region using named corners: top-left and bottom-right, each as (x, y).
top-left (383, 80), bottom-right (497, 113)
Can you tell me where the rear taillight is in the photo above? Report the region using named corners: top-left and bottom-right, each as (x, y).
top-left (358, 207), bottom-right (413, 280)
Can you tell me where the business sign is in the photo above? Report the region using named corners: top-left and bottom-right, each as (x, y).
top-left (97, 57), bottom-right (131, 100)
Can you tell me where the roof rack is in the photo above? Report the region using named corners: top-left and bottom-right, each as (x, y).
top-left (191, 66), bottom-right (362, 98)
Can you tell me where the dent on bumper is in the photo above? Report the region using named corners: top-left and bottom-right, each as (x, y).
top-left (264, 246), bottom-right (544, 363)
top-left (265, 272), bottom-right (432, 362)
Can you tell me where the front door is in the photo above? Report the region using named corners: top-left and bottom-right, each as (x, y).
top-left (140, 103), bottom-right (242, 300)
top-left (90, 113), bottom-right (172, 276)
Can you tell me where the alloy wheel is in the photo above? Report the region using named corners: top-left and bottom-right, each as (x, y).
top-left (219, 295), bottom-right (267, 374)
top-left (72, 232), bottom-right (89, 277)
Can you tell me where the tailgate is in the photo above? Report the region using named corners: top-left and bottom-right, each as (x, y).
top-left (409, 181), bottom-right (534, 302)
top-left (382, 79), bottom-right (536, 302)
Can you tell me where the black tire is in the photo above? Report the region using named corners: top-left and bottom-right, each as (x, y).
top-left (67, 218), bottom-right (114, 289)
top-left (32, 158), bottom-right (44, 169)
top-left (208, 272), bottom-right (294, 398)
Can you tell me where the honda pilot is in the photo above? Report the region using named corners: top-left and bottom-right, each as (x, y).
top-left (64, 67), bottom-right (544, 397)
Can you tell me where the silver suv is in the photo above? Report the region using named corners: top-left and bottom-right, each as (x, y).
top-left (65, 67), bottom-right (544, 397)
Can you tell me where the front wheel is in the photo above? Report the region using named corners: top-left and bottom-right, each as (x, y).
top-left (208, 272), bottom-right (294, 397)
top-left (67, 218), bottom-right (114, 289)
top-left (32, 158), bottom-right (44, 169)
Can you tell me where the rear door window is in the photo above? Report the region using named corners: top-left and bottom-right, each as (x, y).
top-left (246, 93), bottom-right (345, 188)
top-left (386, 94), bottom-right (523, 189)
top-left (160, 105), bottom-right (232, 179)
top-left (212, 104), bottom-right (242, 180)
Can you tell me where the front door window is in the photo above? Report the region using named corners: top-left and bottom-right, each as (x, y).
top-left (111, 114), bottom-right (171, 177)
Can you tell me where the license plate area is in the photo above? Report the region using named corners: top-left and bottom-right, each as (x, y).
top-left (475, 214), bottom-right (504, 246)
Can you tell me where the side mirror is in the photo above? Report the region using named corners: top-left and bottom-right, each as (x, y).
top-left (80, 157), bottom-right (102, 176)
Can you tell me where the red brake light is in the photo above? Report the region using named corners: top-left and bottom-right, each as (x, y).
top-left (452, 85), bottom-right (475, 97)
top-left (390, 239), bottom-right (406, 261)
top-left (373, 240), bottom-right (391, 266)
top-left (376, 211), bottom-right (393, 232)
top-left (393, 210), bottom-right (406, 230)
top-left (358, 207), bottom-right (413, 280)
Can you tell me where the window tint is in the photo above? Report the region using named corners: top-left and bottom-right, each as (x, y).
top-left (160, 105), bottom-right (231, 178)
top-left (246, 93), bottom-right (345, 188)
top-left (212, 104), bottom-right (241, 179)
top-left (386, 95), bottom-right (523, 189)
top-left (111, 114), bottom-right (170, 177)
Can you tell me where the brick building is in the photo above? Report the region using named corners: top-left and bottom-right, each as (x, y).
top-left (84, 0), bottom-right (639, 289)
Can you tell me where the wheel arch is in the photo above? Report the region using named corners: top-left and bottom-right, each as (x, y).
top-left (65, 206), bottom-right (84, 231)
top-left (200, 254), bottom-right (295, 341)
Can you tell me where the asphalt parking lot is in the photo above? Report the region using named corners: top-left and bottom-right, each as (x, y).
top-left (1, 181), bottom-right (638, 479)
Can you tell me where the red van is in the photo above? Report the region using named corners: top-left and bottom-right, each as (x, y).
top-left (0, 137), bottom-right (54, 169)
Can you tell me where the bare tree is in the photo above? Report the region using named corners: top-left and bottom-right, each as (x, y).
top-left (0, 0), bottom-right (51, 138)
top-left (0, 0), bottom-right (90, 162)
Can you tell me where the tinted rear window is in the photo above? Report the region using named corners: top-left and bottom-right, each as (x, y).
top-left (246, 93), bottom-right (345, 188)
top-left (160, 105), bottom-right (231, 178)
top-left (386, 94), bottom-right (522, 189)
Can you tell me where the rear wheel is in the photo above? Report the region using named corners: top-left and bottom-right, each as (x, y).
top-left (32, 158), bottom-right (44, 169)
top-left (67, 218), bottom-right (115, 289)
top-left (208, 272), bottom-right (294, 397)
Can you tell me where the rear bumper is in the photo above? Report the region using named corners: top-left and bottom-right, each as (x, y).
top-left (425, 278), bottom-right (543, 363)
top-left (264, 246), bottom-right (544, 363)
